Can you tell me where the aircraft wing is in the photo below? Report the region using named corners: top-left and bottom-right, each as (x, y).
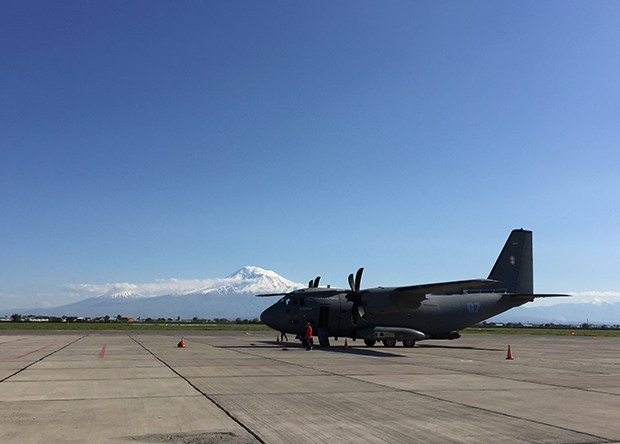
top-left (362, 279), bottom-right (500, 314)
top-left (393, 278), bottom-right (499, 297)
top-left (256, 292), bottom-right (290, 297)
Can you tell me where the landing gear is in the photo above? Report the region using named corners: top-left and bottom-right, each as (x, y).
top-left (364, 339), bottom-right (376, 347)
top-left (382, 338), bottom-right (397, 347)
top-left (402, 339), bottom-right (415, 347)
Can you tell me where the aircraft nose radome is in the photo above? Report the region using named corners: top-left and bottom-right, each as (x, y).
top-left (260, 306), bottom-right (277, 330)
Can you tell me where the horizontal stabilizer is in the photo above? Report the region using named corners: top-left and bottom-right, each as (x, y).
top-left (509, 293), bottom-right (571, 299)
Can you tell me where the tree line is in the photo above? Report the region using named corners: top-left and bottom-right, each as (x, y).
top-left (6, 314), bottom-right (263, 324)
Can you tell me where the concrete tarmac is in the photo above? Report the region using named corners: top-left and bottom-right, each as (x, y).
top-left (1, 330), bottom-right (619, 443)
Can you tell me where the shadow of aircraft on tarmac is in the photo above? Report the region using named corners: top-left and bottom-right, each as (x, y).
top-left (221, 340), bottom-right (500, 355)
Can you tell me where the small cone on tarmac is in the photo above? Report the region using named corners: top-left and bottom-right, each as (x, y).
top-left (276, 336), bottom-right (280, 344)
top-left (344, 339), bottom-right (349, 350)
top-left (177, 337), bottom-right (185, 348)
top-left (506, 345), bottom-right (514, 360)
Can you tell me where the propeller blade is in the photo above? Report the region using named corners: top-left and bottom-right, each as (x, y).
top-left (355, 268), bottom-right (364, 292)
top-left (357, 304), bottom-right (367, 322)
top-left (351, 301), bottom-right (366, 326)
top-left (308, 276), bottom-right (321, 288)
top-left (347, 268), bottom-right (365, 325)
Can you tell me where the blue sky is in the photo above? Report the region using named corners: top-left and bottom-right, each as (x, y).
top-left (1, 1), bottom-right (619, 310)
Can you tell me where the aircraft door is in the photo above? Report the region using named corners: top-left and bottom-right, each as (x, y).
top-left (316, 296), bottom-right (341, 346)
top-left (317, 306), bottom-right (330, 347)
top-left (318, 306), bottom-right (329, 328)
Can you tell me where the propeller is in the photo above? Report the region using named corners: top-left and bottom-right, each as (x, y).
top-left (345, 268), bottom-right (366, 326)
top-left (258, 275), bottom-right (320, 297)
top-left (308, 276), bottom-right (321, 288)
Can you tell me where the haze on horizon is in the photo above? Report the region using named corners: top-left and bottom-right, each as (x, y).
top-left (1, 2), bottom-right (619, 311)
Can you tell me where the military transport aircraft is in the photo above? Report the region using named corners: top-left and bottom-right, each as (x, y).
top-left (258, 229), bottom-right (569, 347)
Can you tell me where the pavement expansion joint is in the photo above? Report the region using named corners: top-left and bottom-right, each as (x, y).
top-left (0, 335), bottom-right (87, 383)
top-left (122, 431), bottom-right (259, 443)
top-left (128, 335), bottom-right (268, 444)
top-left (3, 332), bottom-right (620, 443)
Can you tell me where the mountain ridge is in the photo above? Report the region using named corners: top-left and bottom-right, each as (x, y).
top-left (1, 266), bottom-right (302, 319)
top-left (3, 267), bottom-right (619, 324)
top-left (488, 301), bottom-right (620, 325)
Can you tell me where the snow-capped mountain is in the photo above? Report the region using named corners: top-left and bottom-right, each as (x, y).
top-left (101, 290), bottom-right (143, 300)
top-left (185, 266), bottom-right (300, 296)
top-left (2, 267), bottom-right (303, 319)
top-left (7, 267), bottom-right (617, 325)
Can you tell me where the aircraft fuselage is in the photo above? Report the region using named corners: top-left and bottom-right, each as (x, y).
top-left (260, 289), bottom-right (529, 343)
top-left (258, 229), bottom-right (568, 347)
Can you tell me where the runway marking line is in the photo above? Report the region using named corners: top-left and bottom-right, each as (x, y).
top-left (14, 344), bottom-right (54, 359)
top-left (100, 344), bottom-right (107, 358)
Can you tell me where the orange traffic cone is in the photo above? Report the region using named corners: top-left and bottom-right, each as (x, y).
top-left (276, 336), bottom-right (280, 344)
top-left (177, 337), bottom-right (185, 348)
top-left (344, 339), bottom-right (349, 350)
top-left (506, 345), bottom-right (514, 360)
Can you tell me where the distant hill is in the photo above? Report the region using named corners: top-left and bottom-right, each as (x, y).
top-left (488, 301), bottom-right (620, 326)
top-left (1, 267), bottom-right (302, 320)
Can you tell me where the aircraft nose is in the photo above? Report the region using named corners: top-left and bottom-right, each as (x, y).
top-left (260, 305), bottom-right (278, 330)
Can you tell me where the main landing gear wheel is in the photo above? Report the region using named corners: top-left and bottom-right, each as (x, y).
top-left (382, 338), bottom-right (397, 347)
top-left (402, 339), bottom-right (415, 347)
top-left (364, 339), bottom-right (376, 347)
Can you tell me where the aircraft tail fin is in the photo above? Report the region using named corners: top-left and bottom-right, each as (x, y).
top-left (485, 229), bottom-right (533, 294)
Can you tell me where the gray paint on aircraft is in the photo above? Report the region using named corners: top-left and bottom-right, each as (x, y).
top-left (258, 229), bottom-right (568, 347)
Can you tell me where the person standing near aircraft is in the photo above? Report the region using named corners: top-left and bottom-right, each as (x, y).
top-left (304, 321), bottom-right (313, 350)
